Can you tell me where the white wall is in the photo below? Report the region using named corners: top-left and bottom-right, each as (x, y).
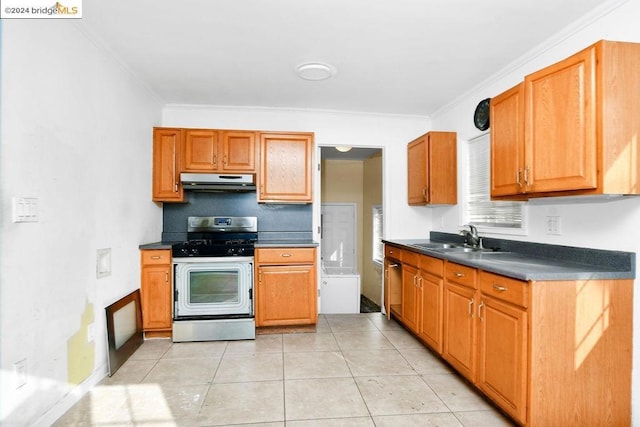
top-left (0, 21), bottom-right (163, 425)
top-left (429, 0), bottom-right (640, 424)
top-left (162, 106), bottom-right (434, 242)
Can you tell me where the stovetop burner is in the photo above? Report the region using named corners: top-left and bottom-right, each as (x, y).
top-left (172, 216), bottom-right (258, 258)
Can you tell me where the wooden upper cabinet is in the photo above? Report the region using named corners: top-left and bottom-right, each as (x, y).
top-left (491, 40), bottom-right (640, 199)
top-left (221, 131), bottom-right (257, 172)
top-left (490, 83), bottom-right (525, 198)
top-left (183, 129), bottom-right (257, 173)
top-left (152, 128), bottom-right (184, 202)
top-left (525, 44), bottom-right (597, 194)
top-left (183, 129), bottom-right (219, 172)
top-left (258, 132), bottom-right (314, 203)
top-left (407, 131), bottom-right (457, 205)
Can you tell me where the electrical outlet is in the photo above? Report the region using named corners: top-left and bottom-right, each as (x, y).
top-left (546, 216), bottom-right (561, 235)
top-left (14, 359), bottom-right (27, 389)
top-left (87, 323), bottom-right (95, 342)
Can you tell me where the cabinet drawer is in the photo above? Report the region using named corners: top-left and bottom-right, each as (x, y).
top-left (480, 271), bottom-right (528, 308)
top-left (445, 262), bottom-right (477, 289)
top-left (420, 255), bottom-right (443, 277)
top-left (403, 250), bottom-right (419, 267)
top-left (256, 247), bottom-right (315, 264)
top-left (385, 245), bottom-right (402, 261)
top-left (141, 249), bottom-right (171, 265)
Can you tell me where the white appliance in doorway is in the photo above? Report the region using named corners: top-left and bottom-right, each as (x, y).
top-left (320, 203), bottom-right (361, 313)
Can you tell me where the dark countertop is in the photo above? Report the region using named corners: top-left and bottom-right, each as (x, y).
top-left (140, 240), bottom-right (319, 250)
top-left (139, 242), bottom-right (176, 250)
top-left (383, 235), bottom-right (635, 281)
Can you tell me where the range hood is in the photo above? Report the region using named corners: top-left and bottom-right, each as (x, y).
top-left (180, 173), bottom-right (256, 192)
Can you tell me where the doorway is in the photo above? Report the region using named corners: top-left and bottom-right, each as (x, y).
top-left (319, 146), bottom-right (383, 312)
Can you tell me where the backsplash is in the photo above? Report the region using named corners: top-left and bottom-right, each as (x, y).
top-left (162, 191), bottom-right (313, 242)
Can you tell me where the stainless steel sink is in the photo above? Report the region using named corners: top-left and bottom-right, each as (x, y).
top-left (411, 242), bottom-right (459, 250)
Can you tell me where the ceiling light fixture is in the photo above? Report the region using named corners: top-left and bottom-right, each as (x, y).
top-left (295, 62), bottom-right (336, 81)
top-left (335, 146), bottom-right (352, 152)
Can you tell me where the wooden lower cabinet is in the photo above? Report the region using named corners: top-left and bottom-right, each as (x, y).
top-left (385, 246), bottom-right (632, 426)
top-left (443, 280), bottom-right (477, 381)
top-left (401, 264), bottom-right (420, 332)
top-left (140, 250), bottom-right (172, 336)
top-left (477, 294), bottom-right (527, 423)
top-left (255, 247), bottom-right (317, 327)
top-left (417, 254), bottom-right (444, 354)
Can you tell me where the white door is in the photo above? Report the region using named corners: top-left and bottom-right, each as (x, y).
top-left (321, 203), bottom-right (356, 272)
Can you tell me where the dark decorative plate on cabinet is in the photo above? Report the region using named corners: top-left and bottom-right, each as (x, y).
top-left (474, 98), bottom-right (491, 131)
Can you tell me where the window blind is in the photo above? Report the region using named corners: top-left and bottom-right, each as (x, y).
top-left (468, 134), bottom-right (523, 228)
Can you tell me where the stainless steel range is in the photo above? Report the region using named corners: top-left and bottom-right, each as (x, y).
top-left (172, 216), bottom-right (257, 342)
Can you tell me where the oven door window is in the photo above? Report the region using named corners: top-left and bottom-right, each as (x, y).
top-left (174, 261), bottom-right (253, 318)
top-left (190, 271), bottom-right (240, 304)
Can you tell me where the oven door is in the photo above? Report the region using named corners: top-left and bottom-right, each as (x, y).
top-left (173, 257), bottom-right (253, 319)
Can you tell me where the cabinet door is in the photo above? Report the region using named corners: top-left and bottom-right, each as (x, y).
top-left (428, 132), bottom-right (457, 204)
top-left (222, 131), bottom-right (256, 172)
top-left (407, 135), bottom-right (428, 204)
top-left (183, 129), bottom-right (219, 171)
top-left (477, 296), bottom-right (527, 424)
top-left (418, 272), bottom-right (443, 353)
top-left (256, 265), bottom-right (317, 326)
top-left (384, 258), bottom-right (402, 319)
top-left (141, 265), bottom-right (172, 330)
top-left (153, 128), bottom-right (184, 202)
top-left (259, 133), bottom-right (313, 202)
top-left (524, 46), bottom-right (597, 193)
top-left (491, 83), bottom-right (525, 198)
top-left (443, 281), bottom-right (476, 381)
top-left (401, 264), bottom-right (419, 332)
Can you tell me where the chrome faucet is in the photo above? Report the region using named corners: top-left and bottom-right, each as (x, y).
top-left (460, 224), bottom-right (482, 249)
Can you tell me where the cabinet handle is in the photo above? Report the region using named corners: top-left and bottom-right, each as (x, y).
top-left (454, 272), bottom-right (465, 278)
top-left (418, 276), bottom-right (423, 288)
top-left (413, 275), bottom-right (417, 286)
top-left (151, 256), bottom-right (161, 260)
top-left (389, 263), bottom-right (399, 268)
top-left (524, 165), bottom-right (530, 187)
top-left (174, 182), bottom-right (178, 192)
top-left (223, 155), bottom-right (228, 165)
top-left (422, 187), bottom-right (429, 202)
top-left (213, 154), bottom-right (217, 166)
top-left (281, 253), bottom-right (292, 257)
top-left (468, 299), bottom-right (474, 317)
top-left (165, 272), bottom-right (169, 283)
top-left (478, 301), bottom-right (485, 321)
top-left (492, 283), bottom-right (508, 292)
top-left (260, 184), bottom-right (264, 195)
top-left (516, 169), bottom-right (523, 188)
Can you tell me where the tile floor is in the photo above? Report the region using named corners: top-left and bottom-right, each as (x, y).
top-left (55, 313), bottom-right (516, 426)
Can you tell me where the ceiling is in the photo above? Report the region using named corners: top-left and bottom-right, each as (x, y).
top-left (81, 0), bottom-right (608, 117)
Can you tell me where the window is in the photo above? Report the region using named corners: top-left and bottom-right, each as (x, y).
top-left (467, 134), bottom-right (525, 230)
top-left (372, 205), bottom-right (383, 264)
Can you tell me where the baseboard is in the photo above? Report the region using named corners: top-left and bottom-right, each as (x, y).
top-left (32, 364), bottom-right (108, 427)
